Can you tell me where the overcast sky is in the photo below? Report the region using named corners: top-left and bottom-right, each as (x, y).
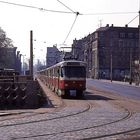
top-left (0, 0), bottom-right (139, 61)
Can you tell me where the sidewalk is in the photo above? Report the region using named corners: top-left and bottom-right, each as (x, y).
top-left (97, 79), bottom-right (140, 87)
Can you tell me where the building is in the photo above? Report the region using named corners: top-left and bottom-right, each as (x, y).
top-left (72, 24), bottom-right (139, 81)
top-left (72, 38), bottom-right (85, 61)
top-left (46, 45), bottom-right (62, 68)
top-left (0, 47), bottom-right (22, 73)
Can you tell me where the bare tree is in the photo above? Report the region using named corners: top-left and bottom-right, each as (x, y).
top-left (0, 27), bottom-right (14, 48)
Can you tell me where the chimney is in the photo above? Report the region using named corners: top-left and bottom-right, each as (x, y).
top-left (125, 24), bottom-right (128, 28)
top-left (111, 24), bottom-right (113, 27)
top-left (106, 24), bottom-right (109, 27)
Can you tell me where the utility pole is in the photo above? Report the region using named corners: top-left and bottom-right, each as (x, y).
top-left (138, 10), bottom-right (140, 85)
top-left (139, 10), bottom-right (140, 85)
top-left (30, 30), bottom-right (33, 79)
top-left (129, 48), bottom-right (132, 84)
top-left (110, 52), bottom-right (113, 82)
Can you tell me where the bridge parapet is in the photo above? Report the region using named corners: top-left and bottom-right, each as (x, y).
top-left (0, 75), bottom-right (47, 109)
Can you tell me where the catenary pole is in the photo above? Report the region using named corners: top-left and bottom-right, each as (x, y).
top-left (30, 30), bottom-right (33, 78)
top-left (138, 10), bottom-right (140, 85)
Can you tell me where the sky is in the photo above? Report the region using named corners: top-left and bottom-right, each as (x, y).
top-left (0, 0), bottom-right (139, 62)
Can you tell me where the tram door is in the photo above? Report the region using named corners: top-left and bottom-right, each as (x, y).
top-left (57, 67), bottom-right (60, 91)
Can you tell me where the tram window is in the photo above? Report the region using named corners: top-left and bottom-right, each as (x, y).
top-left (62, 66), bottom-right (86, 78)
top-left (54, 68), bottom-right (58, 77)
top-left (61, 68), bottom-right (64, 77)
top-left (56, 69), bottom-right (59, 76)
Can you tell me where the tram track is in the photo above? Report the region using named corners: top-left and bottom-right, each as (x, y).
top-left (8, 98), bottom-right (139, 140)
top-left (13, 128), bottom-right (140, 140)
top-left (0, 85), bottom-right (139, 140)
top-left (0, 99), bottom-right (92, 128)
top-left (83, 127), bottom-right (140, 140)
top-left (0, 86), bottom-right (66, 122)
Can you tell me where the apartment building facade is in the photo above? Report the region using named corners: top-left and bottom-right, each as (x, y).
top-left (72, 25), bottom-right (139, 81)
top-left (0, 47), bottom-right (22, 73)
top-left (46, 45), bottom-right (62, 68)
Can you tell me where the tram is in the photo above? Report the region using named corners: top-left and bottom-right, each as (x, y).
top-left (37, 60), bottom-right (86, 98)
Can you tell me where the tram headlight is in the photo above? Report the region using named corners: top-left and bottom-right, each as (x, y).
top-left (79, 84), bottom-right (83, 87)
top-left (65, 83), bottom-right (68, 87)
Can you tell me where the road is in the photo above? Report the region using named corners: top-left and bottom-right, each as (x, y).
top-left (0, 78), bottom-right (139, 139)
top-left (87, 79), bottom-right (140, 100)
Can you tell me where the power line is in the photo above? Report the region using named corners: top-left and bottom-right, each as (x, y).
top-left (0, 0), bottom-right (37, 9)
top-left (56, 0), bottom-right (137, 16)
top-left (82, 12), bottom-right (137, 15)
top-left (63, 13), bottom-right (79, 44)
top-left (127, 15), bottom-right (139, 25)
top-left (0, 0), bottom-right (73, 14)
top-left (0, 0), bottom-right (138, 45)
top-left (57, 0), bottom-right (75, 13)
top-left (39, 8), bottom-right (72, 14)
top-left (0, 0), bottom-right (137, 15)
top-left (56, 0), bottom-right (81, 44)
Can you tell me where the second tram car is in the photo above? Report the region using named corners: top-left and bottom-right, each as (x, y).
top-left (37, 60), bottom-right (86, 98)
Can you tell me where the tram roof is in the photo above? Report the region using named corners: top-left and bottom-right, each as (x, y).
top-left (52, 60), bottom-right (86, 68)
top-left (38, 60), bottom-right (86, 73)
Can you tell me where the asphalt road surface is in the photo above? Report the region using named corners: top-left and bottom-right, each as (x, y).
top-left (87, 79), bottom-right (140, 100)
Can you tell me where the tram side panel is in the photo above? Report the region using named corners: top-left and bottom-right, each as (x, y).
top-left (58, 78), bottom-right (86, 97)
top-left (37, 61), bottom-right (86, 98)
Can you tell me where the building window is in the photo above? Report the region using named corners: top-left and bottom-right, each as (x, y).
top-left (128, 33), bottom-right (133, 38)
top-left (131, 41), bottom-right (134, 47)
top-left (95, 33), bottom-right (98, 38)
top-left (99, 32), bottom-right (104, 37)
top-left (110, 40), bottom-right (113, 47)
top-left (127, 41), bottom-right (130, 47)
top-left (135, 33), bottom-right (139, 39)
top-left (120, 33), bottom-right (125, 38)
top-left (135, 41), bottom-right (138, 48)
top-left (110, 32), bottom-right (116, 38)
top-left (119, 40), bottom-right (123, 47)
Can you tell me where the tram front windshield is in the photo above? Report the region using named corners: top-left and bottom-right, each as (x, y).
top-left (61, 66), bottom-right (86, 78)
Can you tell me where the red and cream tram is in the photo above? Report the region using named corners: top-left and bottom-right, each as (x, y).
top-left (37, 60), bottom-right (86, 98)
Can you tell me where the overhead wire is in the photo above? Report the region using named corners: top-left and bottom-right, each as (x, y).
top-left (56, 0), bottom-right (82, 44)
top-left (57, 0), bottom-right (75, 13)
top-left (0, 0), bottom-right (136, 15)
top-left (82, 11), bottom-right (137, 15)
top-left (0, 0), bottom-right (137, 15)
top-left (0, 0), bottom-right (138, 45)
top-left (63, 13), bottom-right (79, 44)
top-left (0, 0), bottom-right (81, 45)
top-left (127, 15), bottom-right (139, 25)
top-left (0, 0), bottom-right (73, 14)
